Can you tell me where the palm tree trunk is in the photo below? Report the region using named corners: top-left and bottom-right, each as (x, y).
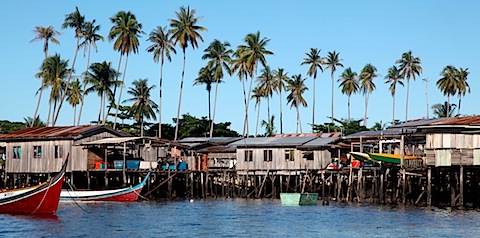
top-left (209, 78), bottom-right (220, 138)
top-left (208, 89), bottom-right (212, 121)
top-left (31, 88), bottom-right (43, 127)
top-left (158, 58), bottom-right (164, 138)
top-left (347, 95), bottom-right (351, 123)
top-left (279, 90), bottom-right (283, 134)
top-left (312, 76), bottom-right (316, 132)
top-left (98, 93), bottom-right (103, 124)
top-left (241, 76), bottom-right (248, 137)
top-left (458, 95), bottom-right (462, 115)
top-left (447, 95), bottom-right (450, 118)
top-left (267, 96), bottom-right (270, 122)
top-left (141, 119), bottom-right (144, 137)
top-left (108, 54), bottom-right (123, 124)
top-left (102, 93), bottom-right (109, 125)
top-left (364, 93), bottom-right (370, 127)
top-left (392, 93), bottom-right (396, 125)
top-left (73, 106), bottom-right (77, 126)
top-left (405, 79), bottom-right (410, 122)
top-left (174, 49), bottom-right (187, 141)
top-left (54, 39), bottom-right (80, 126)
top-left (331, 73), bottom-right (335, 123)
top-left (245, 75), bottom-right (255, 137)
top-left (47, 101), bottom-right (52, 126)
top-left (255, 102), bottom-right (261, 137)
top-left (114, 54), bottom-right (129, 129)
top-left (78, 44), bottom-right (92, 126)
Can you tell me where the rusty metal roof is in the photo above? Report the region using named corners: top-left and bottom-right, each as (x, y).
top-left (0, 125), bottom-right (129, 141)
top-left (272, 132), bottom-right (341, 138)
top-left (431, 116), bottom-right (480, 126)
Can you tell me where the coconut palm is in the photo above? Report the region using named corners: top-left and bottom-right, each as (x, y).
top-left (123, 79), bottom-right (158, 137)
top-left (324, 51), bottom-right (344, 123)
top-left (286, 74), bottom-right (308, 133)
top-left (251, 87), bottom-right (266, 137)
top-left (301, 48), bottom-right (323, 131)
top-left (77, 19), bottom-right (104, 125)
top-left (55, 7), bottom-right (85, 126)
top-left (384, 66), bottom-right (404, 125)
top-left (261, 115), bottom-right (276, 137)
top-left (193, 66), bottom-right (216, 120)
top-left (256, 66), bottom-right (275, 121)
top-left (169, 6), bottom-right (207, 141)
top-left (359, 64), bottom-right (378, 127)
top-left (35, 54), bottom-right (69, 126)
top-left (456, 67), bottom-right (470, 115)
top-left (30, 25), bottom-right (61, 127)
top-left (202, 39), bottom-right (233, 137)
top-left (109, 10), bottom-right (144, 129)
top-left (236, 31), bottom-right (273, 137)
top-left (396, 51), bottom-right (422, 121)
top-left (24, 116), bottom-right (46, 127)
top-left (272, 68), bottom-right (289, 134)
top-left (338, 67), bottom-right (359, 123)
top-left (422, 78), bottom-right (429, 119)
top-left (84, 61), bottom-right (121, 125)
top-left (231, 48), bottom-right (252, 137)
top-left (436, 65), bottom-right (458, 118)
top-left (146, 26), bottom-right (176, 138)
top-left (432, 101), bottom-right (457, 118)
top-left (66, 79), bottom-right (83, 125)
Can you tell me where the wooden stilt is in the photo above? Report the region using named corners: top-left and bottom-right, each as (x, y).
top-left (427, 167), bottom-right (432, 207)
top-left (460, 166), bottom-right (464, 208)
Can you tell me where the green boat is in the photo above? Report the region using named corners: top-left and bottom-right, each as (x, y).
top-left (367, 152), bottom-right (422, 164)
top-left (280, 193), bottom-right (318, 206)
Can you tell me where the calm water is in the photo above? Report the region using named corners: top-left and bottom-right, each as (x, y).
top-left (1, 199), bottom-right (480, 237)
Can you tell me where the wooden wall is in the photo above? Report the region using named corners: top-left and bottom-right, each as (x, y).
top-left (425, 133), bottom-right (480, 166)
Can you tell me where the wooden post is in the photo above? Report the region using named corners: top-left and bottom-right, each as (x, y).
top-left (400, 135), bottom-right (406, 204)
top-left (451, 169), bottom-right (456, 207)
top-left (380, 169), bottom-right (384, 204)
top-left (427, 167), bottom-right (432, 207)
top-left (336, 172), bottom-right (342, 201)
top-left (123, 142), bottom-right (127, 185)
top-left (459, 166), bottom-right (464, 208)
top-left (321, 172), bottom-right (325, 200)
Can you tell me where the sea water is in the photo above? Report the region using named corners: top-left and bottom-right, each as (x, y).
top-left (1, 199), bottom-right (480, 237)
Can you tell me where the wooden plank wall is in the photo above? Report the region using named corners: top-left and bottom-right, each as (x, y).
top-left (425, 134), bottom-right (480, 166)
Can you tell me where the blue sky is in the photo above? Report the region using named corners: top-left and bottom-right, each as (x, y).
top-left (1, 1), bottom-right (479, 135)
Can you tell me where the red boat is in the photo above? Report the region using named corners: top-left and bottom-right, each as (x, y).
top-left (0, 156), bottom-right (68, 214)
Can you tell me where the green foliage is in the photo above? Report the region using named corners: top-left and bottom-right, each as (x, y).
top-left (173, 114), bottom-right (239, 140)
top-left (313, 118), bottom-right (368, 135)
top-left (0, 120), bottom-right (26, 134)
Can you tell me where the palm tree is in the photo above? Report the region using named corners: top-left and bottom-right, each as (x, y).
top-left (202, 39), bottom-right (233, 137)
top-left (456, 67), bottom-right (470, 115)
top-left (324, 51), bottom-right (344, 123)
top-left (301, 48), bottom-right (323, 131)
top-left (193, 66), bottom-right (216, 120)
top-left (231, 48), bottom-right (251, 137)
top-left (236, 31), bottom-right (273, 137)
top-left (123, 79), bottom-right (158, 137)
top-left (396, 51), bottom-right (422, 121)
top-left (109, 10), bottom-right (144, 129)
top-left (436, 65), bottom-right (458, 118)
top-left (423, 78), bottom-right (429, 119)
top-left (251, 87), bottom-right (265, 137)
top-left (55, 6), bottom-right (85, 126)
top-left (169, 6), bottom-right (207, 141)
top-left (338, 67), bottom-right (359, 123)
top-left (84, 61), bottom-right (121, 125)
top-left (24, 116), bottom-right (46, 127)
top-left (146, 26), bottom-right (176, 138)
top-left (256, 66), bottom-right (275, 121)
top-left (66, 79), bottom-right (83, 125)
top-left (261, 115), bottom-right (276, 137)
top-left (359, 64), bottom-right (378, 127)
top-left (432, 101), bottom-right (457, 118)
top-left (30, 25), bottom-right (61, 127)
top-left (77, 19), bottom-right (104, 125)
top-left (35, 54), bottom-right (69, 126)
top-left (384, 66), bottom-right (404, 125)
top-left (286, 74), bottom-right (308, 133)
top-left (272, 68), bottom-right (288, 134)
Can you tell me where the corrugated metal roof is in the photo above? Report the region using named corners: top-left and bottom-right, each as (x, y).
top-left (297, 137), bottom-right (340, 149)
top-left (178, 137), bottom-right (242, 144)
top-left (388, 118), bottom-right (447, 129)
top-left (431, 116), bottom-right (480, 126)
top-left (82, 137), bottom-right (141, 145)
top-left (272, 132), bottom-right (341, 138)
top-left (343, 129), bottom-right (417, 139)
top-left (231, 136), bottom-right (317, 148)
top-left (0, 125), bottom-right (130, 141)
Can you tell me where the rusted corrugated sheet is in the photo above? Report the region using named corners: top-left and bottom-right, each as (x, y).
top-left (0, 125), bottom-right (123, 141)
top-left (433, 116), bottom-right (480, 126)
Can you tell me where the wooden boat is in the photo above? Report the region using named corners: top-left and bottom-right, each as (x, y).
top-left (60, 172), bottom-right (150, 202)
top-left (280, 193), bottom-right (318, 206)
top-left (0, 156), bottom-right (68, 214)
top-left (367, 152), bottom-right (422, 164)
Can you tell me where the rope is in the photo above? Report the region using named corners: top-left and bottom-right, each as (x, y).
top-left (131, 186), bottom-right (149, 201)
top-left (65, 181), bottom-right (90, 213)
top-left (30, 176), bottom-right (54, 215)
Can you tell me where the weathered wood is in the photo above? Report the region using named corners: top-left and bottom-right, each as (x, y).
top-left (427, 167), bottom-right (431, 206)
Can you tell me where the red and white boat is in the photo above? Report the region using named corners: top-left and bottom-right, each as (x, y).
top-left (0, 156), bottom-right (68, 214)
top-left (60, 172), bottom-right (150, 202)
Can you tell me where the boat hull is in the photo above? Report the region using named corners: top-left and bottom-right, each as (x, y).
top-left (0, 157), bottom-right (67, 214)
top-left (280, 193), bottom-right (318, 206)
top-left (61, 172), bottom-right (149, 202)
top-left (368, 153), bottom-right (421, 164)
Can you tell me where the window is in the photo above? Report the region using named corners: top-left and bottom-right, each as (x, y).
top-left (13, 146), bottom-right (21, 159)
top-left (33, 146), bottom-right (42, 158)
top-left (244, 150), bottom-right (253, 162)
top-left (263, 150), bottom-right (273, 162)
top-left (54, 145), bottom-right (63, 159)
top-left (303, 151), bottom-right (314, 160)
top-left (285, 149), bottom-right (295, 161)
